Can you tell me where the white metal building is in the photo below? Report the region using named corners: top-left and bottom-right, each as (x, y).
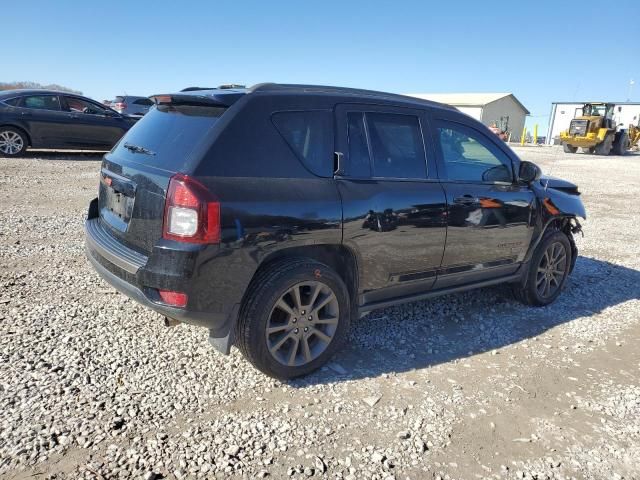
top-left (546, 101), bottom-right (640, 145)
top-left (406, 93), bottom-right (530, 142)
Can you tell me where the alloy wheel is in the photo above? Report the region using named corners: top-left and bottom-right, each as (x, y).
top-left (536, 241), bottom-right (567, 299)
top-left (265, 281), bottom-right (339, 367)
top-left (0, 131), bottom-right (24, 155)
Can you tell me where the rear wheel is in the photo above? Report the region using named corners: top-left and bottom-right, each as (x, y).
top-left (513, 231), bottom-right (572, 306)
top-left (563, 143), bottom-right (577, 153)
top-left (237, 259), bottom-right (351, 379)
top-left (612, 131), bottom-right (628, 156)
top-left (0, 128), bottom-right (27, 157)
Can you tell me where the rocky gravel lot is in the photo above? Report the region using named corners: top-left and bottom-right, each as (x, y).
top-left (1, 146), bottom-right (639, 480)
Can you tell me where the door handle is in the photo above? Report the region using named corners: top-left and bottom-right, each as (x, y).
top-left (454, 195), bottom-right (479, 205)
top-left (20, 111), bottom-right (32, 116)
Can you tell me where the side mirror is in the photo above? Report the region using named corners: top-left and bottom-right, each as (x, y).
top-left (519, 161), bottom-right (542, 184)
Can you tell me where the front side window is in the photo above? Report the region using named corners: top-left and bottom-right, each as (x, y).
top-left (272, 110), bottom-right (333, 177)
top-left (64, 96), bottom-right (106, 115)
top-left (22, 95), bottom-right (61, 111)
top-left (437, 124), bottom-right (513, 183)
top-left (366, 113), bottom-right (426, 179)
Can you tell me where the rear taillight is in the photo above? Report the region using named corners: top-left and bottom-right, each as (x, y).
top-left (162, 173), bottom-right (220, 244)
top-left (115, 102), bottom-right (126, 111)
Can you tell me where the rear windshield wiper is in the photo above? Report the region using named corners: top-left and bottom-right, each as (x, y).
top-left (123, 143), bottom-right (155, 156)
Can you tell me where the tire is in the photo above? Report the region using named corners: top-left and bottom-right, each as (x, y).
top-left (0, 127), bottom-right (28, 157)
top-left (612, 131), bottom-right (628, 156)
top-left (513, 231), bottom-right (572, 307)
top-left (563, 143), bottom-right (577, 153)
top-left (594, 134), bottom-right (613, 155)
top-left (237, 258), bottom-right (351, 379)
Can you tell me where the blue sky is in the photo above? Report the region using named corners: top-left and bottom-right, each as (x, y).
top-left (4, 1), bottom-right (638, 134)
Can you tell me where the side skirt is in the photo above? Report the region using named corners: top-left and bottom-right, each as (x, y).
top-left (358, 269), bottom-right (525, 314)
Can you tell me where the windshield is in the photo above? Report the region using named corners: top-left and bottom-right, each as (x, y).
top-left (110, 104), bottom-right (226, 172)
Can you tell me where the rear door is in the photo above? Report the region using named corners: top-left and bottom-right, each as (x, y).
top-left (99, 102), bottom-right (228, 254)
top-left (431, 112), bottom-right (535, 288)
top-left (335, 104), bottom-right (447, 305)
top-left (61, 96), bottom-right (126, 148)
top-left (15, 94), bottom-right (69, 147)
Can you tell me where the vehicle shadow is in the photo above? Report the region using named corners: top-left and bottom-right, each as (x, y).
top-left (293, 256), bottom-right (640, 386)
top-left (14, 150), bottom-right (105, 161)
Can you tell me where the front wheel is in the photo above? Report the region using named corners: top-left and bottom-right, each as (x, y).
top-left (513, 231), bottom-right (572, 306)
top-left (237, 259), bottom-right (351, 379)
top-left (0, 128), bottom-right (27, 157)
top-left (612, 131), bottom-right (628, 156)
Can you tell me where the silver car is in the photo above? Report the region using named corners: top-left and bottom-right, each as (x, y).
top-left (112, 95), bottom-right (153, 116)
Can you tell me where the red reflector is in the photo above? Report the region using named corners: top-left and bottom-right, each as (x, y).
top-left (158, 289), bottom-right (188, 307)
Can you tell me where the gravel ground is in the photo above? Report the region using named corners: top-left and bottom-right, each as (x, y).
top-left (1, 146), bottom-right (639, 480)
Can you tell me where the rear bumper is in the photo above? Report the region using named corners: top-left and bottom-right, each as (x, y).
top-left (84, 212), bottom-right (239, 352)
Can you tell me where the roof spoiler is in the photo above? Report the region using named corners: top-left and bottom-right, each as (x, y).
top-left (150, 91), bottom-right (245, 107)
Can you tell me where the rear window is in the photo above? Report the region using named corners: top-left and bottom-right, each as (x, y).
top-left (114, 96), bottom-right (125, 103)
top-left (111, 104), bottom-right (226, 171)
top-left (272, 110), bottom-right (333, 177)
top-left (133, 98), bottom-right (153, 106)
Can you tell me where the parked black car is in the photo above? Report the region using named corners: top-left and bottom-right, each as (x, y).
top-left (85, 83), bottom-right (586, 378)
top-left (0, 90), bottom-right (138, 156)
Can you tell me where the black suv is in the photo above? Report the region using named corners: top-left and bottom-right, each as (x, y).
top-left (85, 84), bottom-right (586, 378)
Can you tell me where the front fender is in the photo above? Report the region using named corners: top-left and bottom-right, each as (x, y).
top-left (533, 182), bottom-right (586, 220)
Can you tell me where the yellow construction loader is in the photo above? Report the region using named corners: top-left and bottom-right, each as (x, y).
top-left (560, 102), bottom-right (629, 155)
top-left (629, 119), bottom-right (640, 150)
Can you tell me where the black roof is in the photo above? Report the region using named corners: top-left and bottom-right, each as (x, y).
top-left (157, 83), bottom-right (458, 112)
top-left (0, 89), bottom-right (85, 98)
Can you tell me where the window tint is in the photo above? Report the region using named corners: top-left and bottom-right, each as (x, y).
top-left (346, 112), bottom-right (371, 177)
top-left (133, 98), bottom-right (153, 106)
top-left (64, 96), bottom-right (106, 115)
top-left (23, 95), bottom-right (60, 111)
top-left (438, 124), bottom-right (512, 183)
top-left (272, 111), bottom-right (333, 177)
top-left (3, 97), bottom-right (21, 107)
top-left (366, 113), bottom-right (426, 179)
top-left (111, 105), bottom-right (226, 171)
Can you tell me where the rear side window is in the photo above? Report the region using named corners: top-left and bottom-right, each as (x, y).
top-left (133, 98), bottom-right (153, 106)
top-left (3, 97), bottom-right (21, 107)
top-left (366, 113), bottom-right (426, 179)
top-left (272, 111), bottom-right (333, 177)
top-left (23, 95), bottom-right (61, 111)
top-left (111, 105), bottom-right (226, 171)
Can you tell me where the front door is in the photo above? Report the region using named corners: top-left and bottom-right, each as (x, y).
top-left (61, 96), bottom-right (125, 148)
top-left (335, 104), bottom-right (447, 306)
top-left (432, 116), bottom-right (535, 288)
